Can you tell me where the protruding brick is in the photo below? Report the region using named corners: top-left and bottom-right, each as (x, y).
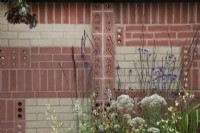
top-left (70, 3), bottom-right (76, 24)
top-left (48, 70), bottom-right (55, 91)
top-left (10, 70), bottom-right (16, 91)
top-left (33, 70), bottom-right (40, 91)
top-left (56, 70), bottom-right (62, 91)
top-left (17, 70), bottom-right (24, 91)
top-left (55, 3), bottom-right (61, 23)
top-left (31, 55), bottom-right (52, 61)
top-left (40, 70), bottom-right (47, 91)
top-left (2, 70), bottom-right (9, 92)
top-left (25, 70), bottom-right (32, 91)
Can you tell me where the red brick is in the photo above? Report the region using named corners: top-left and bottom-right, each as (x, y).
top-left (35, 92), bottom-right (56, 98)
top-left (192, 61), bottom-right (198, 67)
top-left (1, 122), bottom-right (13, 129)
top-left (74, 47), bottom-right (90, 54)
top-left (192, 69), bottom-right (198, 90)
top-left (40, 70), bottom-right (47, 91)
top-left (132, 33), bottom-right (153, 39)
top-left (136, 3), bottom-right (143, 24)
top-left (189, 3), bottom-right (196, 23)
top-left (53, 55), bottom-right (72, 61)
top-left (174, 3), bottom-right (180, 24)
top-left (33, 70), bottom-right (40, 91)
top-left (154, 40), bottom-right (169, 46)
top-left (2, 70), bottom-right (9, 92)
top-left (0, 92), bottom-right (11, 98)
top-left (85, 3), bottom-right (90, 24)
top-left (181, 2), bottom-right (188, 24)
top-left (6, 100), bottom-right (13, 121)
top-left (62, 47), bottom-right (72, 54)
top-left (40, 47), bottom-right (61, 54)
top-left (25, 70), bottom-right (32, 91)
top-left (155, 32), bottom-right (176, 39)
top-left (0, 100), bottom-right (5, 121)
top-left (178, 32), bottom-right (196, 38)
top-left (40, 62), bottom-right (60, 68)
top-left (126, 26), bottom-right (147, 32)
top-left (148, 26), bottom-right (169, 31)
top-left (129, 3), bottom-right (136, 24)
top-left (115, 3), bottom-right (121, 24)
top-left (63, 3), bottom-right (69, 23)
top-left (10, 70), bottom-right (16, 91)
top-left (47, 2), bottom-right (54, 23)
top-left (170, 40), bottom-right (185, 46)
top-left (144, 3), bottom-right (150, 24)
top-left (31, 47), bottom-right (38, 54)
top-left (62, 70), bottom-right (69, 91)
top-left (57, 92), bottom-right (74, 98)
top-left (122, 3), bottom-right (128, 24)
top-left (70, 3), bottom-right (76, 24)
top-left (70, 70), bottom-right (75, 91)
top-left (159, 3), bottom-right (165, 24)
top-left (56, 70), bottom-right (62, 91)
top-left (77, 3), bottom-right (84, 24)
top-left (31, 55), bottom-right (52, 61)
top-left (126, 33), bottom-right (131, 38)
top-left (126, 40), bottom-right (146, 46)
top-left (75, 55), bottom-right (90, 61)
top-left (6, 130), bottom-right (14, 133)
top-left (167, 3), bottom-right (173, 24)
top-left (39, 2), bottom-right (45, 23)
top-left (48, 70), bottom-right (55, 91)
top-left (12, 92), bottom-right (34, 98)
top-left (170, 25), bottom-right (191, 31)
top-left (152, 3), bottom-right (159, 24)
top-left (31, 62), bottom-right (38, 68)
top-left (192, 25), bottom-right (200, 31)
top-left (78, 70), bottom-right (84, 91)
top-left (55, 3), bottom-right (61, 23)
top-left (31, 2), bottom-right (39, 21)
top-left (197, 3), bottom-right (200, 23)
top-left (0, 70), bottom-right (1, 91)
top-left (17, 70), bottom-right (24, 91)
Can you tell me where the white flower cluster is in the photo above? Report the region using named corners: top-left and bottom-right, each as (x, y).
top-left (110, 95), bottom-right (134, 114)
top-left (147, 127), bottom-right (160, 133)
top-left (127, 117), bottom-right (145, 127)
top-left (139, 94), bottom-right (167, 109)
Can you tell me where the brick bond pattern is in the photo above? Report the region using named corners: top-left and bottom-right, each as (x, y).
top-left (0, 2), bottom-right (200, 133)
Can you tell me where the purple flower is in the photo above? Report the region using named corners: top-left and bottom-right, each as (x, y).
top-left (84, 61), bottom-right (90, 68)
top-left (138, 48), bottom-right (141, 51)
top-left (129, 69), bottom-right (132, 73)
top-left (116, 64), bottom-right (120, 69)
top-left (170, 74), bottom-right (177, 80)
top-left (157, 66), bottom-right (163, 71)
top-left (81, 51), bottom-right (84, 58)
top-left (154, 69), bottom-right (160, 74)
top-left (144, 49), bottom-right (148, 52)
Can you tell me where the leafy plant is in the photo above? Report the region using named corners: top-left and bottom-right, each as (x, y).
top-left (0, 0), bottom-right (37, 28)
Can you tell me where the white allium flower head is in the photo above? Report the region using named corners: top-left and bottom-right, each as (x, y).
top-left (147, 127), bottom-right (160, 133)
top-left (127, 117), bottom-right (145, 127)
top-left (139, 94), bottom-right (167, 109)
top-left (111, 94), bottom-right (134, 113)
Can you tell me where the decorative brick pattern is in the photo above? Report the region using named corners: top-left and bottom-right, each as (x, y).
top-left (0, 47), bottom-right (91, 99)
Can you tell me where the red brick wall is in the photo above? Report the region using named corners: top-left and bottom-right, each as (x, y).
top-left (0, 2), bottom-right (200, 133)
top-left (114, 3), bottom-right (200, 46)
top-left (30, 2), bottom-right (91, 24)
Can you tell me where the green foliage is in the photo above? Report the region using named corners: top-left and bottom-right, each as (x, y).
top-left (0, 0), bottom-right (37, 28)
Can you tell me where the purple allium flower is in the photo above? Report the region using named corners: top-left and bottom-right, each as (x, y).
top-left (94, 48), bottom-right (100, 54)
top-left (144, 49), bottom-right (148, 52)
top-left (116, 64), bottom-right (120, 69)
top-left (170, 74), bottom-right (177, 80)
top-left (81, 50), bottom-right (85, 58)
top-left (157, 66), bottom-right (163, 71)
top-left (129, 69), bottom-right (132, 73)
top-left (84, 61), bottom-right (90, 68)
top-left (154, 69), bottom-right (160, 74)
top-left (138, 48), bottom-right (141, 51)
